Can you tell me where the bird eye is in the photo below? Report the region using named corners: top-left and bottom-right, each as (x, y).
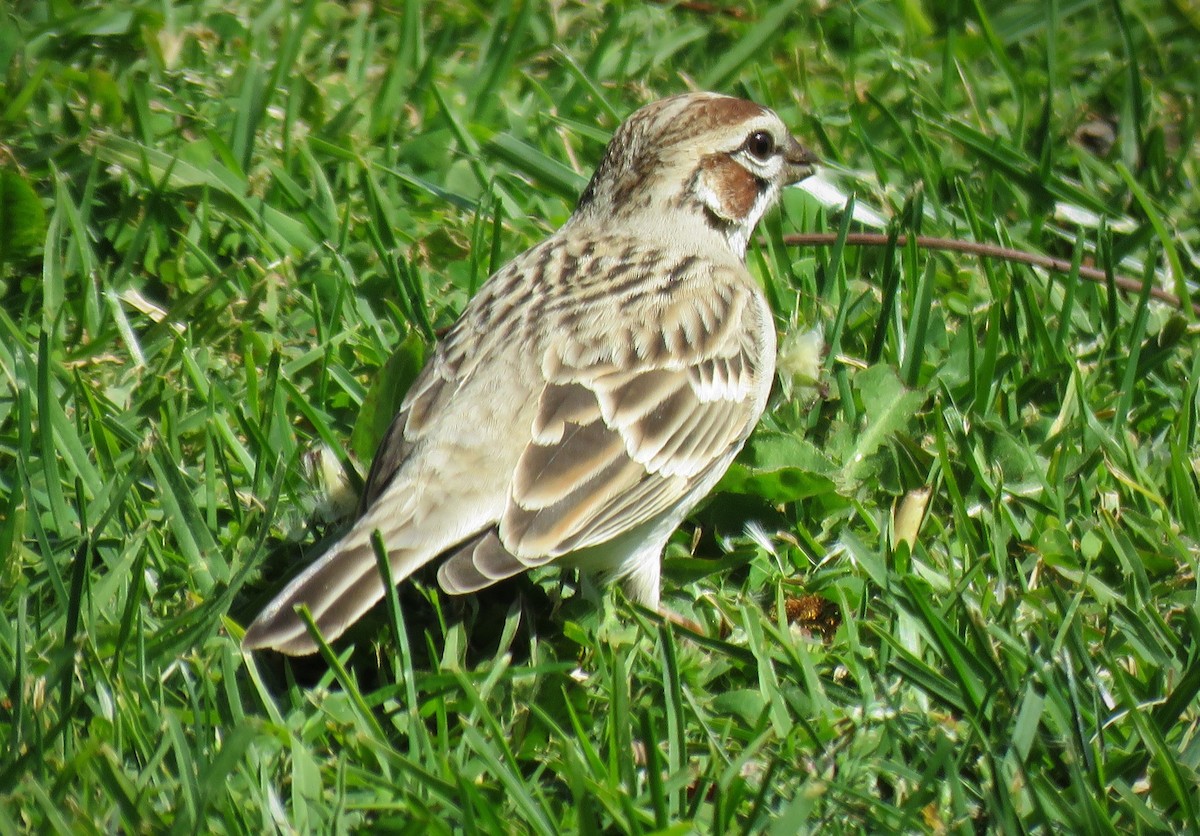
top-left (743, 130), bottom-right (776, 161)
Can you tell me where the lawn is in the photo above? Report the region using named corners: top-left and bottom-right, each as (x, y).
top-left (2, 0), bottom-right (1199, 832)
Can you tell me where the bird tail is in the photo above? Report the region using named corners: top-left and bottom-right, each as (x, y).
top-left (242, 505), bottom-right (428, 656)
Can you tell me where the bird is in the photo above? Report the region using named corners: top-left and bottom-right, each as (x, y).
top-left (242, 92), bottom-right (817, 655)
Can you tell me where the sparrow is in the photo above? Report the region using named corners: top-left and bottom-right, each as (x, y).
top-left (243, 92), bottom-right (817, 655)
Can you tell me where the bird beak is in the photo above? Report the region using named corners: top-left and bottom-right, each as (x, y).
top-left (783, 135), bottom-right (818, 184)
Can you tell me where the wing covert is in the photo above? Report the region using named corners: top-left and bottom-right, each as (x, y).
top-left (499, 270), bottom-right (773, 560)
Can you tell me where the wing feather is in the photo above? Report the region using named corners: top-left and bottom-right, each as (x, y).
top-left (506, 454), bottom-right (647, 553)
top-left (513, 418), bottom-right (626, 508)
top-left (438, 530), bottom-right (531, 594)
top-left (498, 268), bottom-right (772, 561)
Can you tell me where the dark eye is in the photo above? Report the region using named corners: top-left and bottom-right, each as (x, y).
top-left (743, 130), bottom-right (776, 161)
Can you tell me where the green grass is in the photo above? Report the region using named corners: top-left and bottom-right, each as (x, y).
top-left (3, 0), bottom-right (1199, 831)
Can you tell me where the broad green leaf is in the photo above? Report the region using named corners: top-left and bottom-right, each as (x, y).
top-left (0, 168), bottom-right (47, 265)
top-left (841, 364), bottom-right (926, 483)
top-left (719, 431), bottom-right (838, 503)
top-left (349, 331), bottom-right (429, 462)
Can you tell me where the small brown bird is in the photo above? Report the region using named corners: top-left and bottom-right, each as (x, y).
top-left (243, 92), bottom-right (817, 655)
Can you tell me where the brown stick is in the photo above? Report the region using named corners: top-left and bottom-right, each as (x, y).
top-left (779, 232), bottom-right (1200, 316)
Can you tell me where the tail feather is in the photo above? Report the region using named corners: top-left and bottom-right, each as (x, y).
top-left (242, 515), bottom-right (429, 656)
